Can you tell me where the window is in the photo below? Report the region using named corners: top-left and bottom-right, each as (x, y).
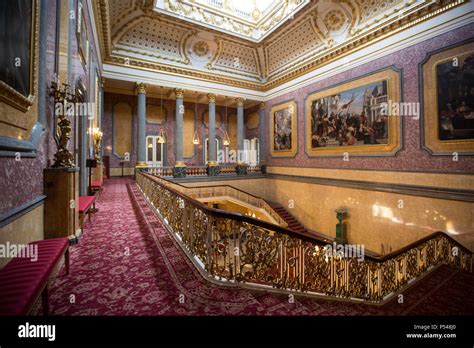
top-left (146, 136), bottom-right (164, 166)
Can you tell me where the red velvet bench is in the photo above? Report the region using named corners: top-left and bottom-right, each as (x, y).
top-left (0, 237), bottom-right (69, 315)
top-left (79, 195), bottom-right (96, 229)
top-left (90, 180), bottom-right (103, 197)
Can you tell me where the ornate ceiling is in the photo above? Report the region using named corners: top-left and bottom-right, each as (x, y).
top-left (154, 0), bottom-right (310, 42)
top-left (95, 0), bottom-right (465, 91)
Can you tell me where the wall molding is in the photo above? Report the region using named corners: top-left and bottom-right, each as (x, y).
top-left (0, 195), bottom-right (46, 228)
top-left (265, 174), bottom-right (474, 203)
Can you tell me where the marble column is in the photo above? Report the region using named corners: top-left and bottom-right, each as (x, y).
top-left (99, 78), bottom-right (105, 159)
top-left (136, 82), bottom-right (147, 167)
top-left (173, 88), bottom-right (186, 178)
top-left (235, 98), bottom-right (247, 175)
top-left (207, 93), bottom-right (219, 176)
top-left (259, 102), bottom-right (266, 173)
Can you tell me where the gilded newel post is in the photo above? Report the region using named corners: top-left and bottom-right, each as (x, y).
top-left (173, 88), bottom-right (186, 178)
top-left (136, 82), bottom-right (147, 167)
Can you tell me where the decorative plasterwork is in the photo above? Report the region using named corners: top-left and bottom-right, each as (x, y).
top-left (265, 16), bottom-right (326, 78)
top-left (209, 40), bottom-right (261, 77)
top-left (356, 0), bottom-right (404, 24)
top-left (156, 0), bottom-right (310, 42)
top-left (95, 0), bottom-right (468, 92)
top-left (113, 16), bottom-right (193, 65)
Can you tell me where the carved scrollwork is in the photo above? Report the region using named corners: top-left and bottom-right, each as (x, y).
top-left (136, 171), bottom-right (473, 304)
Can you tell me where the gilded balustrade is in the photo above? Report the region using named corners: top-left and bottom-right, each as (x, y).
top-left (136, 170), bottom-right (472, 303)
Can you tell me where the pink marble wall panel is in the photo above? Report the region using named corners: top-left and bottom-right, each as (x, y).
top-left (0, 0), bottom-right (102, 214)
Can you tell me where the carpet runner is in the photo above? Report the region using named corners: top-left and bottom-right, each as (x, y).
top-left (40, 178), bottom-right (474, 315)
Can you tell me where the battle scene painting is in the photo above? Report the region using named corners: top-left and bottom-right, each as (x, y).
top-left (309, 80), bottom-right (389, 148)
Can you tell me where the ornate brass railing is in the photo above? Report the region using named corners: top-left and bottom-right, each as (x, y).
top-left (141, 173), bottom-right (288, 227)
top-left (136, 170), bottom-right (472, 303)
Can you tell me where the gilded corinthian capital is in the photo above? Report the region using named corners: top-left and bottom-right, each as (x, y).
top-left (135, 82), bottom-right (147, 94)
top-left (207, 93), bottom-right (216, 103)
top-left (235, 97), bottom-right (244, 107)
top-left (174, 88), bottom-right (185, 99)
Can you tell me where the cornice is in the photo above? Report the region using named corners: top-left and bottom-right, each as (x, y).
top-left (97, 0), bottom-right (469, 93)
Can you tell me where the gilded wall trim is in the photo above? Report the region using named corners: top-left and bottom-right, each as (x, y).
top-left (265, 173), bottom-right (474, 203)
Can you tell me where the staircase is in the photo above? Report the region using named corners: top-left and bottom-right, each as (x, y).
top-left (266, 200), bottom-right (307, 233)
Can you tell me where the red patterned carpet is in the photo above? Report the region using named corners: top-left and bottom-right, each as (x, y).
top-left (41, 178), bottom-right (474, 315)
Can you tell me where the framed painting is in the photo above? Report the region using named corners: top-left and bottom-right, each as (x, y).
top-left (270, 100), bottom-right (297, 157)
top-left (76, 2), bottom-right (89, 69)
top-left (305, 67), bottom-right (402, 157)
top-left (0, 0), bottom-right (38, 112)
top-left (421, 40), bottom-right (474, 155)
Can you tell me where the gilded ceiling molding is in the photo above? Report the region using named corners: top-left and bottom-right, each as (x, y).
top-left (262, 0), bottom-right (467, 89)
top-left (110, 0), bottom-right (138, 30)
top-left (210, 40), bottom-right (260, 76)
top-left (105, 55), bottom-right (263, 90)
top-left (96, 0), bottom-right (112, 57)
top-left (112, 16), bottom-right (192, 65)
top-left (342, 0), bottom-right (360, 37)
top-left (98, 0), bottom-right (467, 92)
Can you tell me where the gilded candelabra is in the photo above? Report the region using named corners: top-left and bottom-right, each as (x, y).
top-left (49, 76), bottom-right (78, 168)
top-left (92, 127), bottom-right (103, 160)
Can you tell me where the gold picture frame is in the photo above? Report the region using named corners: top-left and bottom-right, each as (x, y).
top-left (270, 100), bottom-right (297, 157)
top-left (305, 68), bottom-right (402, 157)
top-left (421, 41), bottom-right (474, 155)
top-left (77, 2), bottom-right (89, 69)
top-left (0, 0), bottom-right (38, 113)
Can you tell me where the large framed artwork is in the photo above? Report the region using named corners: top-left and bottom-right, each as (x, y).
top-left (0, 0), bottom-right (38, 112)
top-left (270, 100), bottom-right (297, 157)
top-left (421, 40), bottom-right (474, 155)
top-left (305, 68), bottom-right (402, 157)
top-left (76, 2), bottom-right (89, 69)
